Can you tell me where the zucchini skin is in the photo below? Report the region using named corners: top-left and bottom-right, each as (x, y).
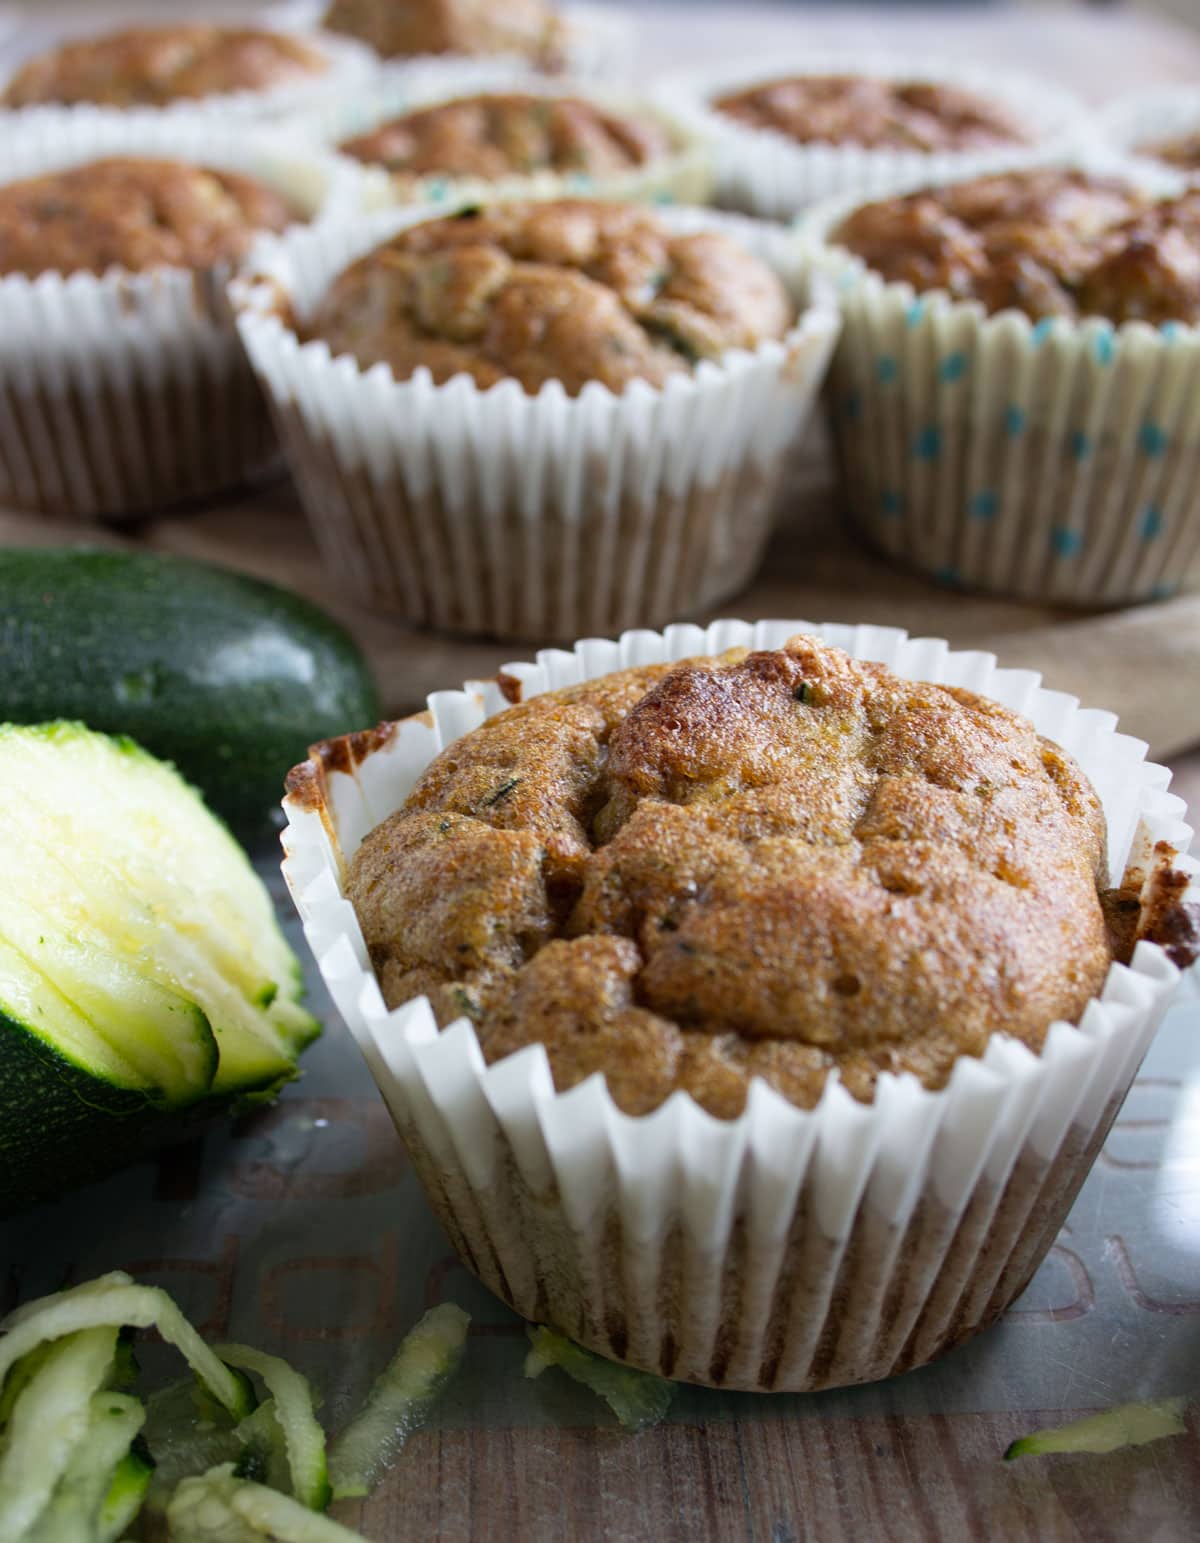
top-left (0, 1010), bottom-right (288, 1216)
top-left (0, 548), bottom-right (380, 838)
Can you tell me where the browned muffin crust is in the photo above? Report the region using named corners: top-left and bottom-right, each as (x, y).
top-left (713, 74), bottom-right (1030, 152)
top-left (2, 25), bottom-right (328, 108)
top-left (0, 158), bottom-right (295, 278)
top-left (322, 0), bottom-right (563, 64)
top-left (834, 168), bottom-right (1200, 325)
top-left (339, 93), bottom-right (672, 181)
top-left (303, 200), bottom-right (794, 395)
top-left (347, 634), bottom-right (1129, 1119)
top-left (1137, 131), bottom-right (1200, 173)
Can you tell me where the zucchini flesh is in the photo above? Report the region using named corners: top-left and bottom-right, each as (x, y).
top-left (327, 1304), bottom-right (470, 1501)
top-left (26, 1390), bottom-right (144, 1543)
top-left (98, 1443), bottom-right (155, 1543)
top-left (0, 724), bottom-right (314, 1096)
top-left (1004, 1397), bottom-right (1189, 1459)
top-left (142, 1376), bottom-right (243, 1512)
top-left (234, 1399), bottom-right (291, 1491)
top-left (218, 1344), bottom-right (329, 1511)
top-left (0, 1325), bottom-right (119, 1543)
top-left (524, 1326), bottom-right (675, 1432)
top-left (168, 1464), bottom-right (365, 1543)
top-left (0, 1284), bottom-right (254, 1425)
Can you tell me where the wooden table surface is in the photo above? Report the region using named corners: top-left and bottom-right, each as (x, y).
top-left (4, 5), bottom-right (1200, 1542)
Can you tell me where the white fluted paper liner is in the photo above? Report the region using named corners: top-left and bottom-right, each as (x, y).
top-left (801, 152), bottom-right (1200, 606)
top-left (0, 109), bottom-right (359, 521)
top-left (230, 206), bottom-right (839, 639)
top-left (282, 67), bottom-right (712, 213)
top-left (654, 52), bottom-right (1089, 220)
top-left (281, 619), bottom-right (1195, 1391)
top-left (1098, 87), bottom-right (1200, 179)
top-left (0, 25), bottom-right (378, 122)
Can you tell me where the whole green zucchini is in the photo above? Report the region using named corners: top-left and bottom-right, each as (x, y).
top-left (0, 548), bottom-right (380, 837)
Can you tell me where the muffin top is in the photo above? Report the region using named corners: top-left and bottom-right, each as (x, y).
top-left (834, 168), bottom-right (1200, 326)
top-left (322, 0), bottom-right (563, 63)
top-left (345, 634), bottom-right (1127, 1119)
top-left (339, 93), bottom-right (672, 181)
top-left (302, 200), bottom-right (794, 395)
top-left (2, 25), bottom-right (329, 108)
top-left (0, 157), bottom-right (295, 278)
top-left (713, 74), bottom-right (1029, 152)
top-left (1137, 131), bottom-right (1200, 173)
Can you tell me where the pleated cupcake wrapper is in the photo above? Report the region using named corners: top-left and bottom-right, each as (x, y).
top-left (230, 206), bottom-right (839, 640)
top-left (283, 67), bottom-right (713, 214)
top-left (281, 619), bottom-right (1195, 1392)
top-left (654, 52), bottom-right (1090, 220)
top-left (802, 153), bottom-right (1200, 606)
top-left (0, 110), bottom-right (359, 521)
top-left (0, 26), bottom-right (378, 122)
top-left (1098, 87), bottom-right (1200, 176)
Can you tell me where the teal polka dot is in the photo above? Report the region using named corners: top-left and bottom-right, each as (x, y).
top-left (935, 565), bottom-right (963, 587)
top-left (1005, 405), bottom-right (1026, 437)
top-left (906, 299), bottom-right (926, 328)
top-left (876, 355), bottom-right (898, 385)
top-left (652, 190), bottom-right (675, 206)
top-left (938, 351), bottom-right (967, 384)
top-left (1051, 527), bottom-right (1082, 558)
top-left (837, 270), bottom-right (858, 293)
top-left (1069, 430), bottom-right (1091, 462)
top-left (1162, 322), bottom-right (1181, 344)
top-left (1032, 318), bottom-right (1056, 346)
top-left (913, 425), bottom-right (941, 460)
top-left (844, 389), bottom-right (862, 423)
top-left (1151, 581), bottom-right (1177, 600)
top-left (568, 172), bottom-right (594, 190)
top-left (1140, 423), bottom-right (1168, 458)
top-left (1140, 506), bottom-right (1164, 541)
top-left (880, 489), bottom-right (905, 517)
top-left (1094, 330), bottom-right (1115, 365)
top-left (969, 490), bottom-right (999, 520)
top-left (426, 176), bottom-right (450, 201)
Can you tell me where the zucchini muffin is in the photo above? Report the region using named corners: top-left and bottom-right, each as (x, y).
top-left (1137, 131), bottom-right (1200, 174)
top-left (346, 633), bottom-right (1178, 1118)
top-left (1, 25), bottom-right (330, 109)
top-left (322, 0), bottom-right (564, 64)
top-left (833, 167), bottom-right (1200, 325)
top-left (338, 91), bottom-right (672, 183)
top-left (0, 157), bottom-right (294, 277)
top-left (303, 199), bottom-right (794, 395)
top-left (713, 74), bottom-right (1030, 153)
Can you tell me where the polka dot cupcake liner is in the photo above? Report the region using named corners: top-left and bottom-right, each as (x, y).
top-left (281, 65), bottom-right (713, 214)
top-left (280, 618), bottom-right (1195, 1392)
top-left (802, 156), bottom-right (1200, 606)
top-left (0, 108), bottom-right (358, 522)
top-left (229, 205), bottom-right (839, 640)
top-left (653, 53), bottom-right (1089, 220)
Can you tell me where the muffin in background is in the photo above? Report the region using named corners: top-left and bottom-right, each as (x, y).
top-left (655, 56), bottom-right (1087, 218)
top-left (805, 159), bottom-right (1200, 606)
top-left (0, 111), bottom-right (352, 521)
top-left (232, 198), bottom-right (839, 640)
top-left (0, 23), bottom-right (376, 117)
top-left (281, 618), bottom-right (1197, 1392)
top-left (298, 75), bottom-right (712, 211)
top-left (323, 0), bottom-right (566, 66)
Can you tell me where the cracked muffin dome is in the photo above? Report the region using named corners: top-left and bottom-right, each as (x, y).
top-left (338, 92), bottom-right (673, 182)
top-left (0, 158), bottom-right (295, 278)
top-left (833, 167), bottom-right (1200, 326)
top-left (1, 26), bottom-right (329, 109)
top-left (713, 74), bottom-right (1030, 153)
top-left (347, 634), bottom-right (1133, 1120)
top-left (323, 0), bottom-right (562, 63)
top-left (302, 200), bottom-right (795, 395)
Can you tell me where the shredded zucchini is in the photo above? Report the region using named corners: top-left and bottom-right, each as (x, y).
top-left (524, 1326), bottom-right (675, 1433)
top-left (0, 1326), bottom-right (119, 1543)
top-left (167, 1463), bottom-right (364, 1542)
top-left (26, 1390), bottom-right (144, 1543)
top-left (327, 1304), bottom-right (470, 1501)
top-left (1004, 1397), bottom-right (1189, 1460)
top-left (217, 1344), bottom-right (329, 1510)
top-left (0, 1282), bottom-right (253, 1423)
top-left (98, 1443), bottom-right (155, 1543)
